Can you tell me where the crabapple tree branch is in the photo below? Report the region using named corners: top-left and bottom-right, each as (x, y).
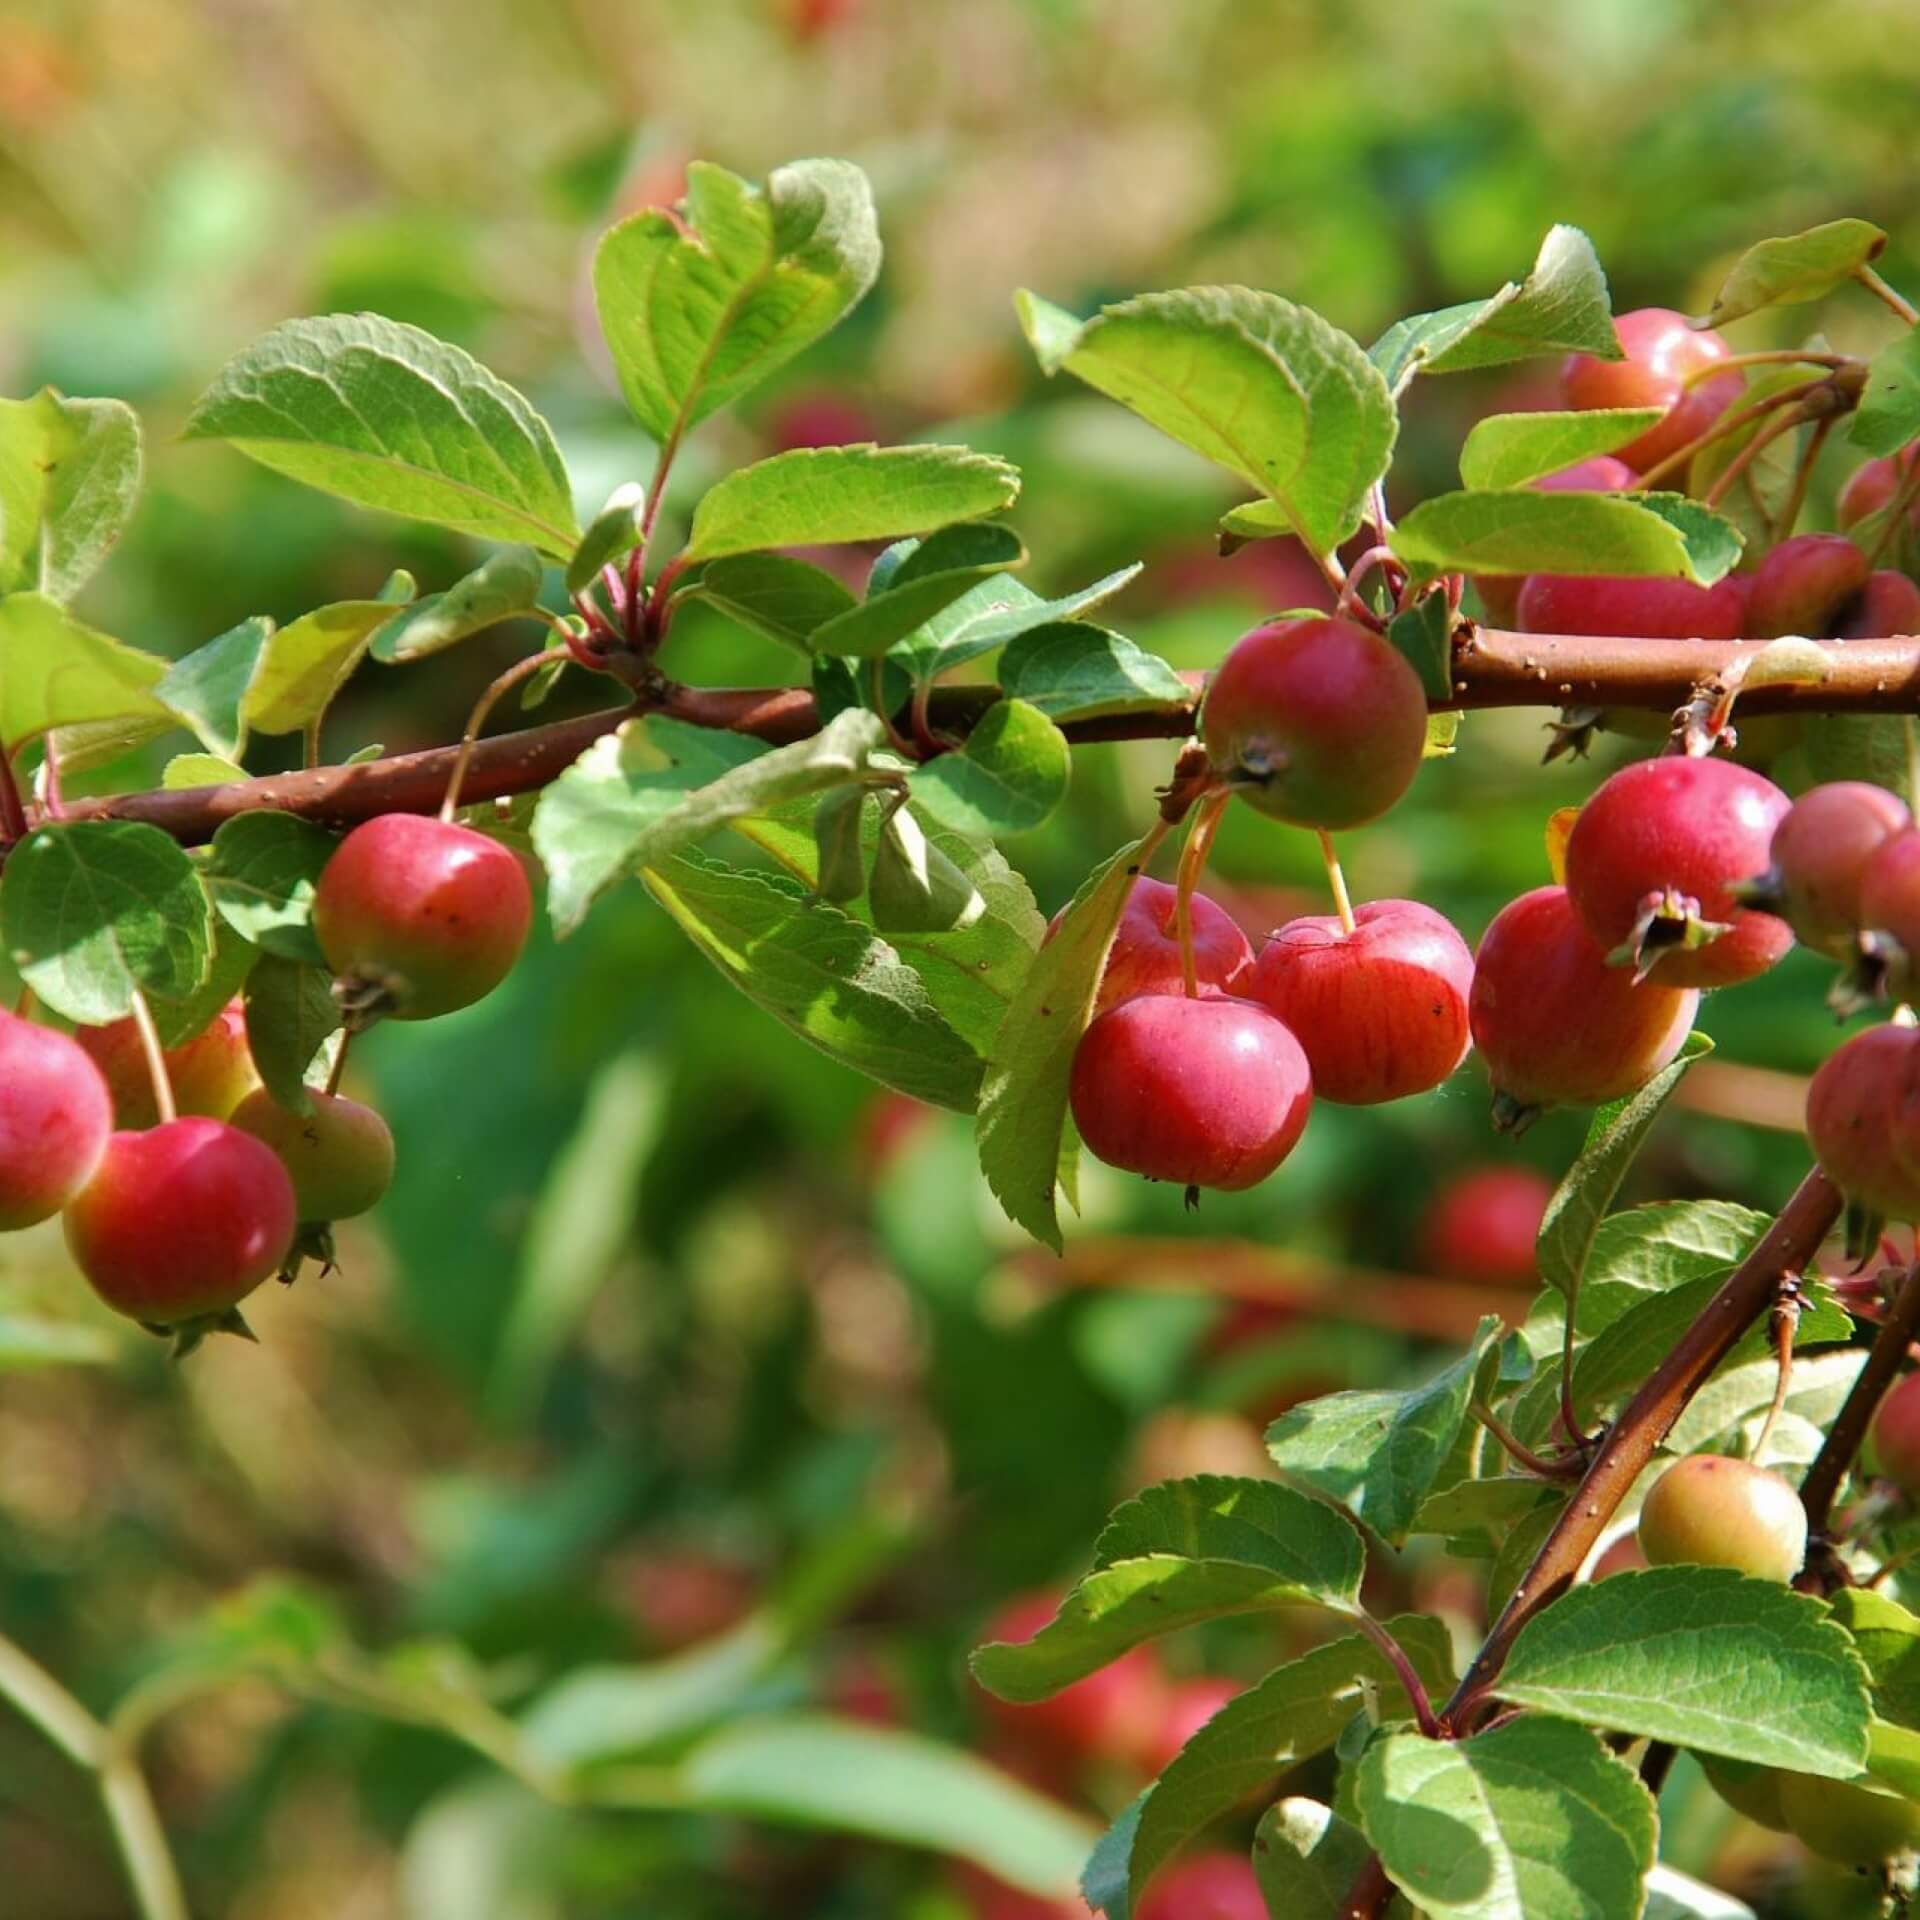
top-left (47, 627), bottom-right (1920, 849)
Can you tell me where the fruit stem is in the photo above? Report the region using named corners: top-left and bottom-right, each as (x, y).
top-left (1769, 412), bottom-right (1833, 546)
top-left (1440, 1165), bottom-right (1842, 1724)
top-left (439, 647), bottom-right (572, 823)
top-left (1751, 1278), bottom-right (1802, 1459)
top-left (302, 716), bottom-right (323, 772)
top-left (127, 991), bottom-right (177, 1127)
top-left (1857, 265), bottom-right (1920, 327)
top-left (1702, 402), bottom-right (1813, 511)
top-left (1173, 789), bottom-right (1230, 996)
top-left (324, 1031), bottom-right (351, 1099)
top-left (1685, 348), bottom-right (1852, 384)
top-left (1866, 453), bottom-right (1920, 570)
top-left (1317, 830), bottom-right (1358, 937)
top-left (1352, 1611), bottom-right (1442, 1737)
top-left (1800, 1261), bottom-right (1920, 1542)
top-left (1470, 1401), bottom-right (1584, 1481)
top-left (1631, 378), bottom-right (1827, 492)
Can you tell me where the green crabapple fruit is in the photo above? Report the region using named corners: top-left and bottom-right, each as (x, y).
top-left (313, 814), bottom-right (533, 1023)
top-left (1805, 1024), bottom-right (1920, 1223)
top-left (1048, 876), bottom-right (1254, 1016)
top-left (75, 997), bottom-right (259, 1128)
top-left (1201, 616), bottom-right (1429, 830)
top-left (1869, 1371), bottom-right (1920, 1499)
top-left (0, 1011), bottom-right (113, 1231)
top-left (230, 1089), bottom-right (396, 1224)
top-left (1744, 780), bottom-right (1910, 958)
top-left (1247, 898), bottom-right (1473, 1105)
top-left (1469, 885), bottom-right (1699, 1130)
top-left (1069, 994), bottom-right (1313, 1192)
top-left (1776, 1772), bottom-right (1920, 1866)
top-left (1560, 307), bottom-right (1745, 473)
top-left (1637, 1454), bottom-right (1807, 1581)
top-left (1419, 1164), bottom-right (1554, 1287)
top-left (1563, 756), bottom-right (1793, 988)
top-left (63, 1118), bottom-right (297, 1331)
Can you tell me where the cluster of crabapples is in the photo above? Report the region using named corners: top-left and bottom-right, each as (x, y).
top-left (0, 814), bottom-right (531, 1349)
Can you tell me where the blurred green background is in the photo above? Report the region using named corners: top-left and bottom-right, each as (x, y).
top-left (2, 2), bottom-right (1917, 1915)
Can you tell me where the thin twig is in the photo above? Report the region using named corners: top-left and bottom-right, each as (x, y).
top-left (1770, 413), bottom-right (1833, 545)
top-left (1471, 1402), bottom-right (1582, 1481)
top-left (1801, 1261), bottom-right (1920, 1541)
top-left (439, 647), bottom-right (571, 822)
top-left (1632, 378), bottom-right (1828, 492)
top-left (127, 991), bottom-right (176, 1126)
top-left (1858, 265), bottom-right (1920, 327)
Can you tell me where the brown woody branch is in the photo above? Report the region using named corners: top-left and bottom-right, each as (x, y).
top-left (51, 627), bottom-right (1920, 848)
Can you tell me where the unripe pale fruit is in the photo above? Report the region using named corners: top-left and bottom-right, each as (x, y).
top-left (1870, 1371), bottom-right (1920, 1498)
top-left (1470, 885), bottom-right (1699, 1128)
top-left (64, 1119), bottom-right (296, 1327)
top-left (1563, 756), bottom-right (1793, 988)
top-left (1047, 876), bottom-right (1254, 1017)
top-left (978, 1591), bottom-right (1171, 1763)
top-left (0, 1011), bottom-right (113, 1230)
top-left (1136, 1852), bottom-right (1267, 1920)
top-left (230, 1089), bottom-right (396, 1223)
top-left (313, 815), bottom-right (533, 1022)
top-left (1560, 307), bottom-right (1745, 473)
top-left (75, 998), bottom-right (260, 1128)
top-left (1070, 994), bottom-right (1313, 1191)
top-left (1805, 1025), bottom-right (1920, 1222)
top-left (1201, 616), bottom-right (1429, 829)
top-left (1636, 1454), bottom-right (1807, 1581)
top-left (1515, 571), bottom-right (1747, 640)
top-left (1776, 1772), bottom-right (1920, 1866)
top-left (1474, 456), bottom-right (1635, 627)
top-left (1701, 1754), bottom-right (1789, 1831)
top-left (1247, 898), bottom-right (1472, 1104)
top-left (1836, 568), bottom-right (1920, 639)
top-left (1757, 781), bottom-right (1910, 958)
top-left (1420, 1164), bottom-right (1553, 1286)
top-left (1744, 532), bottom-right (1871, 638)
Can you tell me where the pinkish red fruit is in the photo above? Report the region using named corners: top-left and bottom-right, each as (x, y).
top-left (1859, 828), bottom-right (1920, 974)
top-left (1070, 994), bottom-right (1313, 1192)
top-left (1475, 456), bottom-right (1635, 627)
top-left (1870, 1371), bottom-right (1920, 1499)
top-left (1637, 1455), bottom-right (1806, 1581)
top-left (0, 1011), bottom-right (112, 1231)
top-left (1753, 781), bottom-right (1910, 958)
top-left (1515, 572), bottom-right (1746, 640)
top-left (1806, 1024), bottom-right (1920, 1223)
top-left (1744, 533), bottom-right (1871, 638)
top-left (1470, 885), bottom-right (1699, 1129)
top-left (1247, 899), bottom-right (1472, 1104)
top-left (1560, 307), bottom-right (1745, 474)
top-left (1563, 756), bottom-right (1792, 987)
top-left (1838, 448), bottom-right (1920, 539)
top-left (1136, 1851), bottom-right (1267, 1920)
top-left (1201, 616), bottom-right (1429, 829)
top-left (1139, 1677), bottom-right (1242, 1777)
top-left (75, 998), bottom-right (259, 1129)
top-left (1420, 1164), bottom-right (1554, 1287)
top-left (313, 815), bottom-right (533, 1023)
top-left (1835, 569), bottom-right (1920, 639)
top-left (978, 1591), bottom-right (1170, 1765)
top-left (63, 1118), bottom-right (296, 1330)
top-left (1048, 876), bottom-right (1254, 1017)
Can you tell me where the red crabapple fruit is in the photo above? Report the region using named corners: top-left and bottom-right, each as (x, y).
top-left (1136, 1851), bottom-right (1267, 1920)
top-left (1515, 572), bottom-right (1746, 641)
top-left (1047, 876), bottom-right (1254, 1016)
top-left (1636, 1454), bottom-right (1806, 1581)
top-left (1420, 1164), bottom-right (1554, 1287)
top-left (1743, 781), bottom-right (1910, 958)
top-left (1835, 569), bottom-right (1920, 639)
top-left (1474, 455), bottom-right (1635, 627)
top-left (1247, 899), bottom-right (1472, 1104)
top-left (0, 1011), bottom-right (112, 1231)
top-left (1563, 756), bottom-right (1792, 987)
top-left (1743, 532), bottom-right (1871, 638)
top-left (75, 998), bottom-right (259, 1128)
top-left (1560, 307), bottom-right (1745, 474)
top-left (1069, 994), bottom-right (1313, 1192)
top-left (1805, 1024), bottom-right (1920, 1224)
top-left (976, 1590), bottom-right (1170, 1765)
top-left (1869, 1371), bottom-right (1920, 1499)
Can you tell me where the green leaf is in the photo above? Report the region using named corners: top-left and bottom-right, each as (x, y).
top-left (370, 547), bottom-right (545, 663)
top-left (673, 1714), bottom-right (1094, 1898)
top-left (997, 622), bottom-right (1190, 721)
top-left (594, 159), bottom-right (881, 446)
top-left (156, 617), bottom-right (270, 762)
top-left (1867, 1717), bottom-right (1920, 1799)
top-left (1705, 218), bottom-right (1888, 327)
top-left (811, 786), bottom-right (868, 902)
top-left (1665, 1347), bottom-right (1864, 1461)
top-left (1390, 490), bottom-right (1739, 582)
top-left (1370, 225), bottom-right (1619, 388)
top-left (1630, 494), bottom-right (1746, 584)
top-left (202, 812), bottom-right (339, 965)
top-left (534, 710), bottom-right (882, 937)
top-left (911, 698), bottom-right (1069, 837)
top-left (242, 954), bottom-right (342, 1115)
top-left (1265, 1319), bottom-right (1504, 1545)
top-left (643, 852), bottom-right (982, 1113)
top-left (868, 805), bottom-right (986, 933)
top-left (1832, 1588), bottom-right (1920, 1731)
top-left (676, 551), bottom-right (860, 653)
top-left (1355, 1716), bottom-right (1655, 1920)
top-left (1852, 329), bottom-right (1920, 457)
top-left (891, 564), bottom-right (1144, 685)
top-left (1458, 408), bottom-right (1665, 490)
top-left (1254, 1799), bottom-right (1413, 1920)
top-left (162, 754), bottom-right (248, 790)
top-left (0, 389), bottom-right (142, 601)
top-left (1411, 1477), bottom-right (1563, 1559)
top-left (1124, 1621), bottom-right (1455, 1907)
top-left (1644, 1868), bottom-right (1757, 1920)
top-left (0, 593), bottom-right (170, 754)
top-left (147, 916), bottom-right (257, 1050)
top-left (1015, 286), bottom-right (1393, 558)
top-left (974, 829), bottom-right (1154, 1249)
top-left (971, 1475), bottom-right (1365, 1704)
top-left (565, 482), bottom-right (645, 599)
top-left (684, 445), bottom-right (1021, 563)
top-left (241, 597), bottom-right (409, 736)
top-left (0, 822), bottom-right (211, 1023)
top-left (1385, 594), bottom-right (1453, 702)
top-left (183, 313), bottom-right (579, 555)
top-left (808, 526), bottom-right (1027, 659)
top-left (1575, 1199), bottom-right (1771, 1336)
top-left (1498, 1567), bottom-right (1872, 1773)
top-left (1805, 713), bottom-right (1913, 792)
top-left (1536, 1033), bottom-right (1714, 1317)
